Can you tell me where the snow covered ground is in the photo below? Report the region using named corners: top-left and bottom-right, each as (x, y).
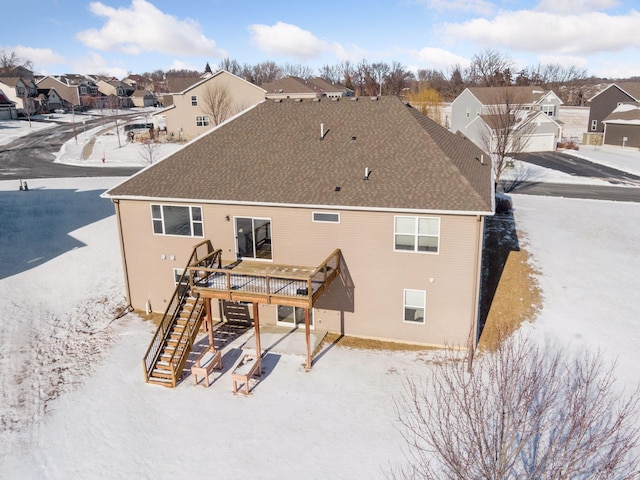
top-left (0, 120), bottom-right (54, 146)
top-left (1, 111), bottom-right (639, 478)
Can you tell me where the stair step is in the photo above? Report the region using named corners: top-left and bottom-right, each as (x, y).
top-left (152, 368), bottom-right (173, 379)
top-left (147, 377), bottom-right (173, 387)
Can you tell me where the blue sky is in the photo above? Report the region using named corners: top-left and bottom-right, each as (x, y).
top-left (1, 0), bottom-right (639, 79)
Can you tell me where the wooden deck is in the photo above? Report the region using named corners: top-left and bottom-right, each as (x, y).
top-left (189, 249), bottom-right (341, 308)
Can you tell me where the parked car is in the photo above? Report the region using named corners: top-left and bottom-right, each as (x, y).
top-left (54, 109), bottom-right (66, 114)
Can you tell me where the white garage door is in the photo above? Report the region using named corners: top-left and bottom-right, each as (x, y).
top-left (523, 134), bottom-right (556, 152)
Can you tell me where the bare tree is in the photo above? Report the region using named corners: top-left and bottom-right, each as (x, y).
top-left (475, 87), bottom-right (537, 187)
top-left (138, 140), bottom-right (161, 165)
top-left (466, 49), bottom-right (515, 87)
top-left (385, 61), bottom-right (414, 96)
top-left (393, 335), bottom-right (640, 479)
top-left (18, 94), bottom-right (37, 127)
top-left (318, 64), bottom-right (343, 84)
top-left (0, 49), bottom-right (33, 70)
top-left (281, 63), bottom-right (314, 79)
top-left (200, 83), bottom-right (237, 126)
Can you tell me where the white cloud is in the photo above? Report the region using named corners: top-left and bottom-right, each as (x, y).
top-left (76, 0), bottom-right (224, 57)
top-left (410, 46), bottom-right (470, 69)
top-left (423, 0), bottom-right (495, 16)
top-left (536, 0), bottom-right (620, 14)
top-left (13, 45), bottom-right (65, 67)
top-left (248, 21), bottom-right (351, 61)
top-left (71, 52), bottom-right (127, 78)
top-left (439, 10), bottom-right (640, 55)
top-left (535, 54), bottom-right (589, 68)
top-left (166, 59), bottom-right (199, 72)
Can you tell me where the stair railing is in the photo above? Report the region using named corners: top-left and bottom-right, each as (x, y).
top-left (142, 240), bottom-right (218, 382)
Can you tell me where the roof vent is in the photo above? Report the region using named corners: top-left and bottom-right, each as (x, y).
top-left (370, 96), bottom-right (379, 101)
top-left (351, 136), bottom-right (356, 141)
top-left (335, 186), bottom-right (341, 192)
top-left (363, 167), bottom-right (372, 180)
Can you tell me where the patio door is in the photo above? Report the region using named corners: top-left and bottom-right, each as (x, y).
top-left (235, 217), bottom-right (272, 260)
top-left (276, 306), bottom-right (313, 329)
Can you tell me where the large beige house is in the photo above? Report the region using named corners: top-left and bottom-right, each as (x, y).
top-left (154, 70), bottom-right (265, 141)
top-left (104, 96), bottom-right (493, 386)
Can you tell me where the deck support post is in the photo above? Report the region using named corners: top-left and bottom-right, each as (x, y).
top-left (205, 298), bottom-right (214, 349)
top-left (253, 302), bottom-right (262, 375)
top-left (305, 307), bottom-right (312, 371)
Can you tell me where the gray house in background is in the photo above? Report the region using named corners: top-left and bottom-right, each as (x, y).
top-left (451, 86), bottom-right (563, 152)
top-left (587, 82), bottom-right (640, 134)
top-left (602, 102), bottom-right (640, 148)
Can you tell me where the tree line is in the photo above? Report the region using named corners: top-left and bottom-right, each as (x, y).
top-left (138, 49), bottom-right (608, 106)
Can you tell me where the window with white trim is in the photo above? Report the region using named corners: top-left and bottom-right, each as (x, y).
top-left (312, 212), bottom-right (340, 223)
top-left (476, 107), bottom-right (481, 116)
top-left (466, 107), bottom-right (471, 118)
top-left (151, 204), bottom-right (203, 237)
top-left (394, 216), bottom-right (440, 253)
top-left (191, 95), bottom-right (197, 106)
top-left (403, 289), bottom-right (426, 324)
top-left (196, 115), bottom-right (210, 127)
top-left (591, 119), bottom-right (598, 131)
top-left (542, 104), bottom-right (555, 116)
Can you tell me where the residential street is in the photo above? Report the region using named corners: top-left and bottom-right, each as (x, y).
top-left (517, 151), bottom-right (640, 185)
top-left (0, 118), bottom-right (142, 181)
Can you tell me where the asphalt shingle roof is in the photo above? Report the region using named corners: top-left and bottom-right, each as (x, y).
top-left (106, 96), bottom-right (493, 213)
top-left (468, 86), bottom-right (549, 105)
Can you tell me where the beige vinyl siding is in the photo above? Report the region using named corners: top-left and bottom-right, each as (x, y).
top-left (117, 200), bottom-right (482, 346)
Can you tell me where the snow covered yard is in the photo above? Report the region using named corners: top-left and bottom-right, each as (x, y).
top-left (0, 120), bottom-right (54, 146)
top-left (1, 174), bottom-right (639, 478)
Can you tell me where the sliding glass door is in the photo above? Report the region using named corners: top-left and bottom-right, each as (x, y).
top-left (235, 217), bottom-right (272, 260)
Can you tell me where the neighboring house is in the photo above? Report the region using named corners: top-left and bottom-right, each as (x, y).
top-left (154, 70), bottom-right (265, 141)
top-left (0, 90), bottom-right (17, 119)
top-left (36, 74), bottom-right (101, 108)
top-left (103, 96), bottom-right (493, 384)
top-left (451, 86), bottom-right (563, 152)
top-left (0, 77), bottom-right (39, 113)
top-left (602, 102), bottom-right (640, 148)
top-left (96, 79), bottom-right (135, 107)
top-left (131, 89), bottom-right (156, 108)
top-left (587, 82), bottom-right (640, 134)
top-left (263, 76), bottom-right (354, 99)
top-left (36, 87), bottom-right (65, 112)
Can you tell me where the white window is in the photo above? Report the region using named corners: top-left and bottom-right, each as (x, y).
top-left (476, 107), bottom-right (481, 116)
top-left (403, 289), bottom-right (426, 324)
top-left (191, 95), bottom-right (197, 106)
top-left (591, 119), bottom-right (598, 131)
top-left (466, 107), bottom-right (471, 118)
top-left (80, 86), bottom-right (87, 94)
top-left (394, 216), bottom-right (440, 253)
top-left (542, 104), bottom-right (555, 116)
top-left (196, 115), bottom-right (210, 127)
top-left (312, 212), bottom-right (340, 223)
top-left (151, 204), bottom-right (203, 237)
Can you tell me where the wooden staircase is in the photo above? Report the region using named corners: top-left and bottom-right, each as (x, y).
top-left (147, 294), bottom-right (205, 387)
top-left (142, 240), bottom-right (222, 387)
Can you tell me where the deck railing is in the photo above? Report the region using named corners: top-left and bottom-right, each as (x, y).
top-left (188, 248), bottom-right (341, 307)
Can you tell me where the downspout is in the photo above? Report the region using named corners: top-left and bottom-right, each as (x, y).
top-left (113, 199), bottom-right (133, 308)
top-left (468, 214), bottom-right (484, 372)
